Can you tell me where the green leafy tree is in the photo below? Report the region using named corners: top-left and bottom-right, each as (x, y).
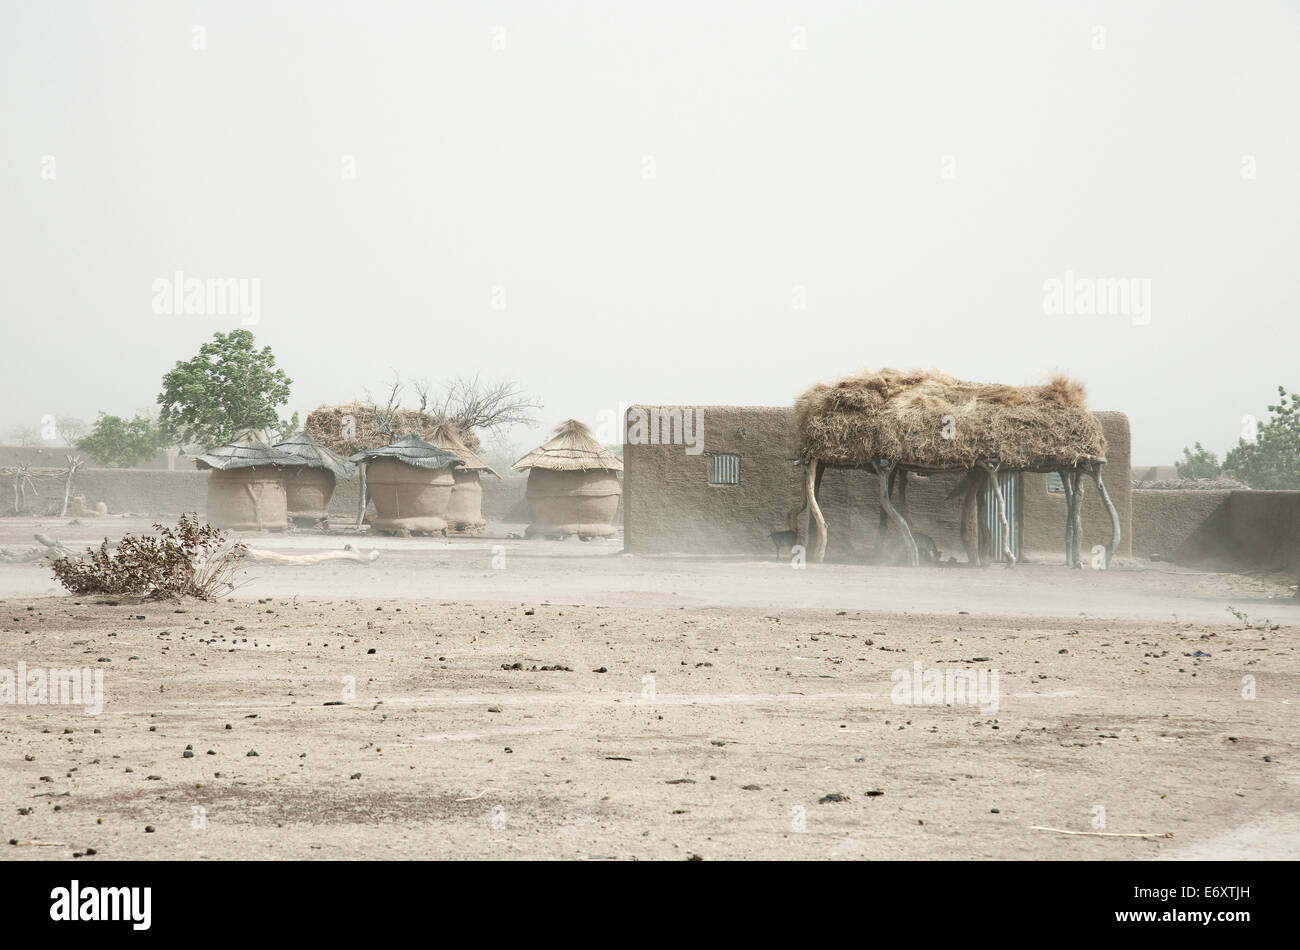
top-left (77, 413), bottom-right (169, 468)
top-left (1175, 442), bottom-right (1221, 479)
top-left (157, 330), bottom-right (293, 450)
top-left (1223, 386), bottom-right (1300, 489)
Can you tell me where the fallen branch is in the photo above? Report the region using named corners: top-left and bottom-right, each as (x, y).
top-left (1029, 825), bottom-right (1172, 839)
top-left (34, 534), bottom-right (77, 558)
top-left (241, 544), bottom-right (380, 566)
top-left (454, 788), bottom-right (497, 802)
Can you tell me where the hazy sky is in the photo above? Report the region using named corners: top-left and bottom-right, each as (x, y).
top-left (3, 0), bottom-right (1297, 464)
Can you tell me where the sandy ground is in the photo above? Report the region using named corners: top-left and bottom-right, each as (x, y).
top-left (1, 517), bottom-right (1297, 860)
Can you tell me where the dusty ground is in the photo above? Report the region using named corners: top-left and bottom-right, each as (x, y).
top-left (1, 517), bottom-right (1297, 860)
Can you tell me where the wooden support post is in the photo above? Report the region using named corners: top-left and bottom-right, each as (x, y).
top-left (1070, 464), bottom-right (1086, 569)
top-left (875, 459), bottom-right (918, 566)
top-left (959, 470), bottom-right (980, 566)
top-left (806, 458), bottom-right (827, 562)
top-left (356, 462), bottom-right (368, 528)
top-left (977, 460), bottom-right (1015, 565)
top-left (1086, 461), bottom-right (1121, 568)
top-left (1058, 468), bottom-right (1076, 567)
top-left (876, 467), bottom-right (895, 559)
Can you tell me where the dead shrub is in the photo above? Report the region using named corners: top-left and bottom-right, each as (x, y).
top-left (51, 514), bottom-right (247, 600)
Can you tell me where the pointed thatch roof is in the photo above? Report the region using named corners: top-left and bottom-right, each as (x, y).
top-left (194, 437), bottom-right (308, 471)
top-left (796, 368), bottom-right (1106, 471)
top-left (425, 422), bottom-right (501, 479)
top-left (273, 432), bottom-right (357, 480)
top-left (512, 420), bottom-right (624, 473)
top-left (348, 434), bottom-right (465, 471)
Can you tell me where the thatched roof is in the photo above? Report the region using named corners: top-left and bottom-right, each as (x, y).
top-left (194, 438), bottom-right (307, 472)
top-left (273, 432), bottom-right (357, 480)
top-left (348, 434), bottom-right (465, 471)
top-left (425, 421), bottom-right (501, 478)
top-left (795, 369), bottom-right (1106, 471)
top-left (305, 404), bottom-right (484, 459)
top-left (512, 420), bottom-right (624, 472)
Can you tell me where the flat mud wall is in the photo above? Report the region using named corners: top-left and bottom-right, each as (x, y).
top-left (623, 406), bottom-right (1132, 561)
top-left (3, 466), bottom-right (531, 527)
top-left (1133, 489), bottom-right (1300, 569)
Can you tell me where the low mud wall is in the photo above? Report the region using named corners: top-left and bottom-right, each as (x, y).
top-left (1133, 489), bottom-right (1300, 570)
top-left (4, 467), bottom-right (531, 527)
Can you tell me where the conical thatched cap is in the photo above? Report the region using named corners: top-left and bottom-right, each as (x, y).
top-left (426, 421), bottom-right (501, 479)
top-left (194, 437), bottom-right (308, 471)
top-left (348, 434), bottom-right (465, 470)
top-left (795, 368), bottom-right (1106, 471)
top-left (512, 420), bottom-right (624, 472)
top-left (274, 431), bottom-right (357, 480)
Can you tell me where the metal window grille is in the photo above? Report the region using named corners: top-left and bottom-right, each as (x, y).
top-left (982, 471), bottom-right (1021, 561)
top-left (708, 454), bottom-right (740, 485)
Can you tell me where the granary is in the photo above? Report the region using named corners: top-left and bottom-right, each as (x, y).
top-left (349, 434), bottom-right (464, 535)
top-left (425, 421), bottom-right (500, 532)
top-left (272, 431), bottom-right (356, 527)
top-left (512, 420), bottom-right (623, 539)
top-left (795, 369), bottom-right (1120, 567)
top-left (622, 378), bottom-right (1132, 565)
top-left (194, 437), bottom-right (306, 531)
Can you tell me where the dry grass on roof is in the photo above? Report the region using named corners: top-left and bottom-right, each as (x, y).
top-left (512, 419), bottom-right (624, 472)
top-left (795, 368), bottom-right (1106, 471)
top-left (305, 404), bottom-right (483, 459)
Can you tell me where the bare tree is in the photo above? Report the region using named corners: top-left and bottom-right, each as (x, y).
top-left (56, 416), bottom-right (88, 446)
top-left (436, 375), bottom-right (542, 435)
top-left (358, 373), bottom-right (541, 441)
top-left (7, 426), bottom-right (40, 447)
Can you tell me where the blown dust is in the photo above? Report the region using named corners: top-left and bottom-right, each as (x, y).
top-left (1, 517), bottom-right (1297, 860)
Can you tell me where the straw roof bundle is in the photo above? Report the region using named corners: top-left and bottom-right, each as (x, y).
top-left (348, 434), bottom-right (465, 471)
top-left (305, 404), bottom-right (483, 459)
top-left (274, 432), bottom-right (357, 480)
top-left (512, 420), bottom-right (624, 472)
top-left (795, 368), bottom-right (1106, 471)
top-left (425, 421), bottom-right (501, 479)
top-left (194, 438), bottom-right (307, 471)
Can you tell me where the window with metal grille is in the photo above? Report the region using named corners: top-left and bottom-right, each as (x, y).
top-left (708, 454), bottom-right (740, 485)
top-left (1047, 472), bottom-right (1064, 493)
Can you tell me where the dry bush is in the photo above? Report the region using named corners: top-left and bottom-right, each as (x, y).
top-left (51, 514), bottom-right (247, 600)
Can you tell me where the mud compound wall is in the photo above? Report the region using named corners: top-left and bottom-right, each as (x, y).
top-left (623, 406), bottom-right (803, 556)
top-left (3, 465), bottom-right (532, 528)
top-left (1132, 489), bottom-right (1300, 569)
top-left (623, 406), bottom-right (1132, 561)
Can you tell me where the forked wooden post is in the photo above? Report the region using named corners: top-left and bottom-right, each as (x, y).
top-left (1069, 463), bottom-right (1087, 569)
top-left (1085, 460), bottom-right (1121, 567)
top-left (875, 458), bottom-right (918, 566)
top-left (806, 457), bottom-right (827, 562)
top-left (1058, 468), bottom-right (1076, 567)
top-left (356, 462), bottom-right (368, 528)
top-left (958, 469), bottom-right (980, 566)
top-left (977, 460), bottom-right (1015, 565)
